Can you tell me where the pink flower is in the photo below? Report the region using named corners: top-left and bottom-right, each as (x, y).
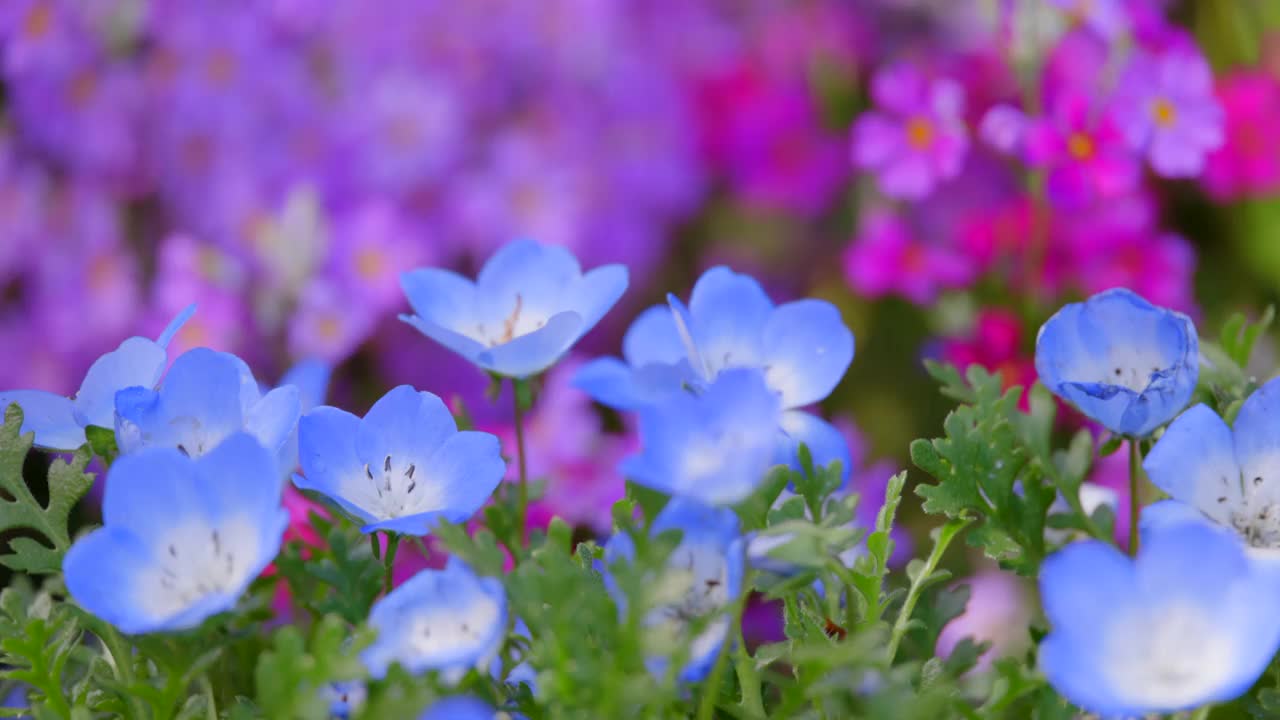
top-left (1114, 49), bottom-right (1224, 178)
top-left (1203, 71), bottom-right (1280, 200)
top-left (940, 308), bottom-right (1037, 410)
top-left (852, 62), bottom-right (969, 199)
top-left (843, 212), bottom-right (977, 305)
top-left (1022, 93), bottom-right (1141, 208)
top-left (936, 570), bottom-right (1033, 673)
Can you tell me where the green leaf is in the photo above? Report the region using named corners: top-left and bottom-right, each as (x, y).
top-left (0, 405), bottom-right (95, 575)
top-left (255, 615), bottom-right (372, 720)
top-left (83, 426), bottom-right (118, 466)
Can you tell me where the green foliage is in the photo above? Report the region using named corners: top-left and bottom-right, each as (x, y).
top-left (254, 615), bottom-right (373, 720)
top-left (0, 405), bottom-right (95, 575)
top-left (274, 511), bottom-right (383, 624)
top-left (911, 363), bottom-right (1104, 576)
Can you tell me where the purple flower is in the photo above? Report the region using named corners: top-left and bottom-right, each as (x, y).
top-left (1047, 0), bottom-right (1128, 40)
top-left (851, 62), bottom-right (969, 200)
top-left (1115, 50), bottom-right (1224, 178)
top-left (1022, 92), bottom-right (1141, 208)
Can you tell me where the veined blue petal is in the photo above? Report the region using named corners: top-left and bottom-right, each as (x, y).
top-left (762, 299), bottom-right (854, 408)
top-left (73, 337), bottom-right (167, 430)
top-left (0, 390), bottom-right (83, 450)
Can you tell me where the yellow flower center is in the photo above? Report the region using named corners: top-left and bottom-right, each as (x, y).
top-left (317, 316), bottom-right (343, 342)
top-left (1067, 132), bottom-right (1094, 159)
top-left (23, 4), bottom-right (52, 39)
top-left (906, 117), bottom-right (935, 150)
top-left (1151, 98), bottom-right (1177, 128)
top-left (355, 248), bottom-right (385, 281)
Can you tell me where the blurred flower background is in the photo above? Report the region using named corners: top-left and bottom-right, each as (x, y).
top-left (3, 0), bottom-right (1280, 671)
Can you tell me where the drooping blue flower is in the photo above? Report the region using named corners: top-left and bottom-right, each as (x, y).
top-left (419, 697), bottom-right (496, 720)
top-left (574, 266), bottom-right (854, 480)
top-left (1141, 377), bottom-right (1280, 560)
top-left (603, 499), bottom-right (744, 683)
top-left (294, 385), bottom-right (505, 535)
top-left (362, 560), bottom-right (506, 682)
top-left (0, 304), bottom-right (196, 451)
top-left (63, 433), bottom-right (288, 634)
top-left (621, 368), bottom-right (781, 506)
top-left (400, 239), bottom-right (628, 378)
top-left (114, 348), bottom-right (301, 476)
top-left (1038, 523), bottom-right (1280, 717)
top-left (1035, 287), bottom-right (1198, 437)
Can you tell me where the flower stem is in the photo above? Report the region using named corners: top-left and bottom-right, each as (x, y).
top-left (382, 532), bottom-right (400, 594)
top-left (1129, 439), bottom-right (1141, 556)
top-left (200, 674), bottom-right (217, 720)
top-left (696, 573), bottom-right (753, 720)
top-left (887, 517), bottom-right (971, 664)
top-left (512, 378), bottom-right (531, 545)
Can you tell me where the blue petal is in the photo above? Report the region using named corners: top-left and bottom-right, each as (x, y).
top-left (362, 512), bottom-right (452, 535)
top-left (762, 299), bottom-right (854, 408)
top-left (623, 305), bottom-right (687, 367)
top-left (475, 311), bottom-right (583, 378)
top-left (666, 292), bottom-right (709, 381)
top-left (155, 303), bottom-right (197, 348)
top-left (356, 386), bottom-right (457, 468)
top-left (652, 497), bottom-right (742, 545)
top-left (400, 267), bottom-right (478, 333)
top-left (192, 433), bottom-right (289, 565)
top-left (63, 526), bottom-right (169, 635)
top-left (296, 406), bottom-right (377, 524)
top-left (73, 337), bottom-right (167, 430)
top-left (0, 390), bottom-right (83, 450)
top-left (1142, 404), bottom-right (1240, 520)
top-left (130, 348), bottom-right (245, 453)
top-left (474, 240), bottom-right (581, 329)
top-left (279, 359), bottom-right (332, 413)
top-left (776, 411), bottom-right (852, 485)
top-left (1139, 499), bottom-right (1220, 539)
top-left (686, 267), bottom-right (773, 375)
top-left (563, 264), bottom-right (628, 336)
top-left (245, 385), bottom-right (301, 456)
top-left (1039, 539), bottom-right (1136, 642)
top-left (423, 431), bottom-right (506, 521)
top-left (1231, 376), bottom-right (1280, 492)
top-left (1136, 520), bottom-right (1253, 606)
top-left (399, 314), bottom-right (487, 365)
top-left (573, 358), bottom-right (690, 410)
top-left (419, 697), bottom-right (496, 720)
top-left (101, 447), bottom-right (203, 539)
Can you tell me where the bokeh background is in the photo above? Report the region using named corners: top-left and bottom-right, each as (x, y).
top-left (3, 0), bottom-right (1280, 666)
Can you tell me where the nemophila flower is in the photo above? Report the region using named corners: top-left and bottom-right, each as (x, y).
top-left (843, 212), bottom-right (978, 306)
top-left (1021, 92), bottom-right (1141, 208)
top-left (361, 560), bottom-right (506, 682)
top-left (419, 697), bottom-right (495, 720)
top-left (1142, 378), bottom-right (1280, 558)
top-left (326, 682), bottom-right (366, 719)
top-left (1203, 71), bottom-right (1280, 200)
top-left (575, 266), bottom-right (854, 482)
top-left (621, 368), bottom-right (781, 506)
top-left (114, 348), bottom-right (301, 476)
top-left (1038, 523), bottom-right (1280, 717)
top-left (1035, 288), bottom-right (1198, 437)
top-left (400, 239), bottom-right (628, 379)
top-left (603, 499), bottom-right (744, 683)
top-left (851, 62), bottom-right (969, 199)
top-left (1115, 50), bottom-right (1224, 177)
top-left (63, 433), bottom-right (288, 634)
top-left (0, 304), bottom-right (195, 451)
top-left (295, 385), bottom-right (505, 535)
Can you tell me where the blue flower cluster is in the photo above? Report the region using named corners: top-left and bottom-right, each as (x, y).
top-left (1035, 287), bottom-right (1280, 717)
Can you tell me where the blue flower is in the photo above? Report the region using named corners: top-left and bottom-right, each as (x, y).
top-left (0, 304), bottom-right (196, 451)
top-left (621, 368), bottom-right (781, 506)
top-left (63, 433), bottom-right (288, 634)
top-left (575, 266), bottom-right (854, 480)
top-left (361, 560), bottom-right (506, 682)
top-left (603, 499), bottom-right (744, 683)
top-left (272, 359), bottom-right (333, 475)
top-left (114, 348), bottom-right (301, 476)
top-left (1038, 523), bottom-right (1280, 717)
top-left (400, 239), bottom-right (628, 378)
top-left (1141, 377), bottom-right (1280, 560)
top-left (325, 682), bottom-right (367, 719)
top-left (294, 385), bottom-right (505, 535)
top-left (419, 697), bottom-right (496, 720)
top-left (1035, 287), bottom-right (1198, 437)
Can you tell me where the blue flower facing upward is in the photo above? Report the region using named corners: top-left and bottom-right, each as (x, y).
top-left (62, 433), bottom-right (288, 634)
top-left (1141, 377), bottom-right (1280, 560)
top-left (400, 239), bottom-right (628, 378)
top-left (361, 560), bottom-right (506, 683)
top-left (114, 348), bottom-right (301, 477)
top-left (419, 697), bottom-right (496, 720)
top-left (621, 368), bottom-right (782, 506)
top-left (1035, 287), bottom-right (1198, 437)
top-left (1038, 523), bottom-right (1280, 718)
top-left (0, 304), bottom-right (196, 451)
top-left (294, 385), bottom-right (505, 535)
top-left (603, 499), bottom-right (744, 683)
top-left (575, 266), bottom-right (854, 481)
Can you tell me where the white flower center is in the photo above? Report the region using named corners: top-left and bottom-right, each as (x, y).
top-left (471, 294), bottom-right (551, 347)
top-left (400, 593), bottom-right (503, 662)
top-left (1106, 603), bottom-right (1235, 709)
top-left (355, 453), bottom-right (447, 521)
top-left (136, 516), bottom-right (261, 621)
top-left (645, 541), bottom-right (731, 662)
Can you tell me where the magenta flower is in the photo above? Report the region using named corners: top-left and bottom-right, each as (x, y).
top-left (843, 212), bottom-right (976, 305)
top-left (1047, 0), bottom-right (1128, 40)
top-left (1203, 71), bottom-right (1280, 200)
top-left (851, 63), bottom-right (969, 199)
top-left (1115, 50), bottom-right (1224, 178)
top-left (1021, 92), bottom-right (1141, 208)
